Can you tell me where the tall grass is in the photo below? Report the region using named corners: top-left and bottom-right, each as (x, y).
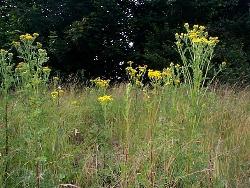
top-left (0, 84), bottom-right (249, 187)
top-left (0, 24), bottom-right (249, 187)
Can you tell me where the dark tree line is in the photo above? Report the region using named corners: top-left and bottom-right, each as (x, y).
top-left (0, 0), bottom-right (249, 83)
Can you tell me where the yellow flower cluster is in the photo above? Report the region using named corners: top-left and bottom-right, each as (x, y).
top-left (20, 34), bottom-right (33, 41)
top-left (176, 23), bottom-right (219, 46)
top-left (20, 33), bottom-right (39, 41)
top-left (98, 95), bottom-right (113, 104)
top-left (126, 66), bottom-right (137, 77)
top-left (126, 62), bottom-right (147, 87)
top-left (161, 68), bottom-right (172, 77)
top-left (91, 77), bottom-right (110, 88)
top-left (147, 65), bottom-right (181, 86)
top-left (148, 69), bottom-right (162, 80)
top-left (51, 89), bottom-right (64, 99)
top-left (174, 79), bottom-right (180, 84)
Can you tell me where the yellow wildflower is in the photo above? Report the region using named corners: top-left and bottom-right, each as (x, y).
top-left (176, 41), bottom-right (182, 47)
top-left (20, 33), bottom-right (34, 41)
top-left (138, 65), bottom-right (147, 73)
top-left (91, 77), bottom-right (110, 88)
top-left (193, 25), bottom-right (199, 30)
top-left (192, 38), bottom-right (203, 43)
top-left (201, 37), bottom-right (209, 43)
top-left (127, 61), bottom-right (134, 66)
top-left (126, 66), bottom-right (137, 77)
top-left (135, 80), bottom-right (143, 87)
top-left (174, 79), bottom-right (181, 85)
top-left (188, 31), bottom-right (198, 40)
top-left (51, 89), bottom-right (64, 99)
top-left (98, 95), bottom-right (113, 104)
top-left (148, 69), bottom-right (162, 80)
top-left (162, 68), bottom-right (172, 77)
top-left (208, 37), bottom-right (219, 45)
top-left (51, 91), bottom-right (59, 99)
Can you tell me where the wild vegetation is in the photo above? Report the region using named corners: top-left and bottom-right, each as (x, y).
top-left (0, 0), bottom-right (250, 83)
top-left (0, 24), bottom-right (249, 187)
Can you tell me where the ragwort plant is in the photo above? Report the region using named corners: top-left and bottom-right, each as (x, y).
top-left (16, 34), bottom-right (50, 187)
top-left (14, 33), bottom-right (50, 95)
top-left (175, 23), bottom-right (225, 98)
top-left (175, 24), bottom-right (226, 137)
top-left (167, 23), bottom-right (227, 185)
top-left (122, 61), bottom-right (148, 186)
top-left (123, 61), bottom-right (182, 186)
top-left (91, 77), bottom-right (117, 185)
top-left (1, 33), bottom-right (52, 187)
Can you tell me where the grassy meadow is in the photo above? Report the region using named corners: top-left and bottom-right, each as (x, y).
top-left (0, 24), bottom-right (250, 187)
top-left (0, 84), bottom-right (250, 187)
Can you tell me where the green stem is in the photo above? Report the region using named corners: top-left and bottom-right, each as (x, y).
top-left (4, 98), bottom-right (9, 188)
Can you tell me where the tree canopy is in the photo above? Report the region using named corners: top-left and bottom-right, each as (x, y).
top-left (0, 0), bottom-right (249, 83)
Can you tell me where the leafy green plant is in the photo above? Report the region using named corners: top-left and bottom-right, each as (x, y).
top-left (175, 24), bottom-right (222, 92)
top-left (0, 49), bottom-right (14, 187)
top-left (13, 33), bottom-right (50, 95)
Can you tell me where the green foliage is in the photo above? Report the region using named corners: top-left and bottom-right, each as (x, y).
top-left (14, 33), bottom-right (50, 95)
top-left (175, 24), bottom-right (223, 92)
top-left (0, 0), bottom-right (249, 83)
